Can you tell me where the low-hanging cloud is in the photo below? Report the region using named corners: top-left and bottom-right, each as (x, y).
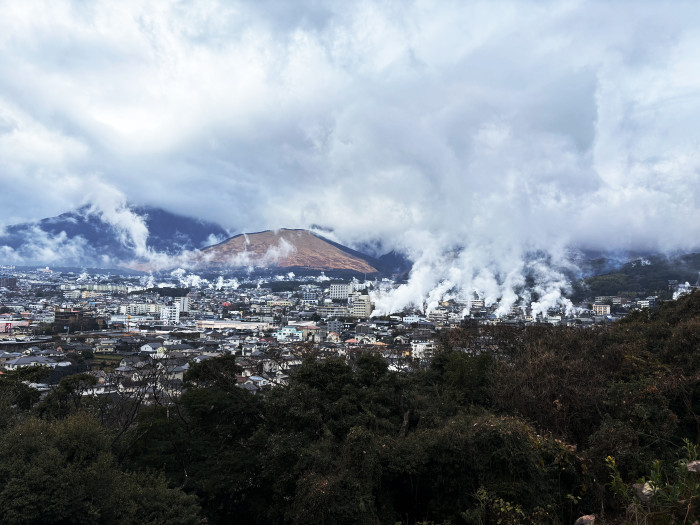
top-left (2, 1), bottom-right (700, 314)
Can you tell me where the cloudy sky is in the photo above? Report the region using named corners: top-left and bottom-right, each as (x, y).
top-left (2, 0), bottom-right (700, 311)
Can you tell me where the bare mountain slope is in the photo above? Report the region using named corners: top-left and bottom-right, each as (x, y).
top-left (199, 229), bottom-right (378, 273)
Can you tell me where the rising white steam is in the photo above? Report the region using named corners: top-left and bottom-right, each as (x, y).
top-left (3, 2), bottom-right (700, 315)
top-left (170, 268), bottom-right (204, 288)
top-left (214, 276), bottom-right (240, 290)
top-left (83, 181), bottom-right (150, 258)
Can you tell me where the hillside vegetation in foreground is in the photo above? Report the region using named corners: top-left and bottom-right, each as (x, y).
top-left (4, 293), bottom-right (700, 523)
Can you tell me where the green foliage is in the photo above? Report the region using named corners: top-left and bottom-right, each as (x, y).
top-left (378, 415), bottom-right (566, 523)
top-left (583, 272), bottom-right (630, 298)
top-left (0, 367), bottom-right (50, 427)
top-left (573, 253), bottom-right (700, 300)
top-left (0, 414), bottom-right (201, 524)
top-left (462, 487), bottom-right (553, 525)
top-left (128, 359), bottom-right (265, 524)
top-left (606, 440), bottom-right (700, 523)
top-left (37, 373), bottom-right (98, 420)
top-left (184, 354), bottom-right (242, 389)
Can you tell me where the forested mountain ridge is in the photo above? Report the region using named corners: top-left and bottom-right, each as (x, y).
top-left (3, 293), bottom-right (700, 523)
top-left (572, 252), bottom-right (700, 301)
top-left (0, 205), bottom-right (228, 266)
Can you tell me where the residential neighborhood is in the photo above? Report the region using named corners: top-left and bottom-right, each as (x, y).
top-left (1, 265), bottom-right (695, 403)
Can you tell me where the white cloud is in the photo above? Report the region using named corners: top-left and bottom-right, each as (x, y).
top-left (2, 0), bottom-right (700, 312)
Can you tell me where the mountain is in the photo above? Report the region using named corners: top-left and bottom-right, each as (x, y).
top-left (0, 205), bottom-right (229, 267)
top-left (197, 229), bottom-right (380, 273)
top-left (570, 252), bottom-right (700, 301)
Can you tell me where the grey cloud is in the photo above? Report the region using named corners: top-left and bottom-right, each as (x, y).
top-left (2, 0), bottom-right (700, 313)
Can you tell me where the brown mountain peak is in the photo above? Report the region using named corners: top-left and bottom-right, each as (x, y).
top-left (199, 229), bottom-right (378, 273)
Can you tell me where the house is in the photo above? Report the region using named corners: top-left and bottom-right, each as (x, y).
top-left (162, 363), bottom-right (189, 382)
top-left (118, 356), bottom-right (150, 371)
top-left (236, 358), bottom-right (259, 377)
top-left (238, 381), bottom-right (259, 394)
top-left (0, 351), bottom-right (22, 364)
top-left (247, 375), bottom-right (269, 389)
top-left (274, 326), bottom-right (304, 342)
top-left (4, 356), bottom-right (71, 370)
top-left (95, 339), bottom-right (118, 353)
top-left (326, 331), bottom-right (341, 343)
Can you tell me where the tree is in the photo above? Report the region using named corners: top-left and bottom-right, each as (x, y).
top-left (0, 414), bottom-right (201, 524)
top-left (126, 356), bottom-right (265, 524)
top-left (0, 366), bottom-right (50, 428)
top-left (37, 373), bottom-right (98, 420)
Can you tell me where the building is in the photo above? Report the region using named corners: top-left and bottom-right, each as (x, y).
top-left (595, 296), bottom-right (623, 305)
top-left (1, 320), bottom-right (30, 333)
top-left (160, 304), bottom-right (180, 325)
top-left (54, 308), bottom-right (104, 331)
top-left (302, 290), bottom-right (318, 302)
top-left (427, 308), bottom-right (448, 324)
top-left (637, 297), bottom-right (657, 310)
top-left (327, 319), bottom-right (342, 334)
top-left (0, 276), bottom-right (18, 290)
top-left (267, 299), bottom-right (293, 307)
top-left (411, 340), bottom-right (436, 360)
top-left (274, 326), bottom-right (304, 342)
top-left (119, 303), bottom-right (161, 316)
top-left (196, 320), bottom-right (274, 331)
top-left (174, 296), bottom-right (189, 313)
top-left (329, 284), bottom-right (350, 301)
top-left (4, 355), bottom-right (71, 370)
top-left (349, 292), bottom-right (372, 319)
top-left (592, 303), bottom-right (611, 316)
top-left (317, 305), bottom-right (349, 319)
top-left (54, 308), bottom-right (83, 328)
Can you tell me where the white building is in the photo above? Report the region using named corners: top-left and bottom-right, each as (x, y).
top-left (274, 326), bottom-right (304, 342)
top-left (592, 303), bottom-right (611, 316)
top-left (329, 284), bottom-right (350, 300)
top-left (119, 303), bottom-right (161, 315)
top-left (411, 340), bottom-right (436, 360)
top-left (427, 308), bottom-right (448, 324)
top-left (160, 304), bottom-right (180, 325)
top-left (348, 292), bottom-right (372, 319)
top-left (174, 296), bottom-right (189, 313)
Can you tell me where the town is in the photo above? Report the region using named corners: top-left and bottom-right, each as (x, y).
top-left (0, 264), bottom-right (693, 400)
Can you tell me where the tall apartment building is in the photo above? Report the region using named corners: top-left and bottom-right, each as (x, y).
top-left (329, 284), bottom-right (350, 300)
top-left (160, 304), bottom-right (180, 325)
top-left (327, 319), bottom-right (343, 334)
top-left (349, 293), bottom-right (372, 319)
top-left (427, 308), bottom-right (448, 324)
top-left (301, 289), bottom-right (319, 304)
top-left (174, 296), bottom-right (189, 313)
top-left (592, 303), bottom-right (611, 316)
top-left (0, 276), bottom-right (18, 290)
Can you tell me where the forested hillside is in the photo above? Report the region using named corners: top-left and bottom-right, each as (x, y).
top-left (572, 253), bottom-right (700, 301)
top-left (3, 293), bottom-right (700, 523)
